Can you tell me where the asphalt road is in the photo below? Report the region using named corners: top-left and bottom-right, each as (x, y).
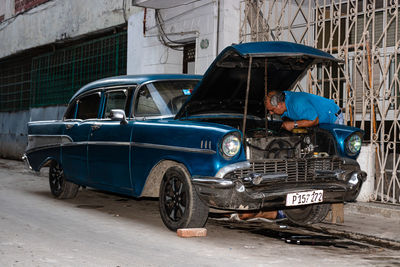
top-left (0, 159), bottom-right (398, 266)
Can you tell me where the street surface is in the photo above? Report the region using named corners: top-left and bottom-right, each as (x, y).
top-left (0, 159), bottom-right (398, 266)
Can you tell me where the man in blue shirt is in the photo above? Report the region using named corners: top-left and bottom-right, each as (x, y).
top-left (266, 91), bottom-right (343, 131)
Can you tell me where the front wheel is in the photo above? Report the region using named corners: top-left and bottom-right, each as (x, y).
top-left (284, 203), bottom-right (330, 225)
top-left (49, 162), bottom-right (79, 199)
top-left (159, 166), bottom-right (209, 231)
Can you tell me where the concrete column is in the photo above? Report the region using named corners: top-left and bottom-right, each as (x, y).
top-left (356, 143), bottom-right (376, 202)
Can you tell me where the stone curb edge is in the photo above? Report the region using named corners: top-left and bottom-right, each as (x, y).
top-left (306, 225), bottom-right (400, 250)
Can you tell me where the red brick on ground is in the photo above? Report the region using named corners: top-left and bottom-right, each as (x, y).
top-left (177, 228), bottom-right (207, 238)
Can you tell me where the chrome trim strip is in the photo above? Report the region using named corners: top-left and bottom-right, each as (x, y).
top-left (131, 142), bottom-right (216, 154)
top-left (28, 134), bottom-right (73, 142)
top-left (27, 135), bottom-right (73, 151)
top-left (88, 141), bottom-right (131, 146)
top-left (62, 141), bottom-right (131, 147)
top-left (215, 161), bottom-right (251, 178)
top-left (192, 177), bottom-right (234, 188)
top-left (25, 144), bottom-right (62, 154)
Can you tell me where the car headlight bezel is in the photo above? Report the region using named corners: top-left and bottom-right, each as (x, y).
top-left (345, 133), bottom-right (362, 156)
top-left (220, 133), bottom-right (241, 159)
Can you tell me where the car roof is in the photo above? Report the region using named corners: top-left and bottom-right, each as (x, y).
top-left (70, 74), bottom-right (202, 103)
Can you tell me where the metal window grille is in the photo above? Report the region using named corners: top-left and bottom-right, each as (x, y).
top-left (240, 0), bottom-right (400, 204)
top-left (30, 32), bottom-right (127, 107)
top-left (0, 58), bottom-right (31, 112)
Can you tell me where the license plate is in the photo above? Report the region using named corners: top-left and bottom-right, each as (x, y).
top-left (286, 190), bottom-right (324, 206)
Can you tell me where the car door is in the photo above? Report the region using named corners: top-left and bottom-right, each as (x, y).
top-left (87, 87), bottom-right (134, 193)
top-left (62, 91), bottom-right (102, 184)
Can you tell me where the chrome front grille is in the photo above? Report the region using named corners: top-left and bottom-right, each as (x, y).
top-left (227, 157), bottom-right (343, 184)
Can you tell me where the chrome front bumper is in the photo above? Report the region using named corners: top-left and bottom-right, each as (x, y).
top-left (192, 159), bottom-right (367, 211)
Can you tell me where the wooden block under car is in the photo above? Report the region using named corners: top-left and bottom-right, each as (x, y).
top-left (177, 228), bottom-right (207, 238)
top-left (328, 203), bottom-right (344, 223)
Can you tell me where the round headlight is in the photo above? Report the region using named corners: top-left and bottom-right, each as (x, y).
top-left (346, 134), bottom-right (362, 155)
top-left (221, 134), bottom-right (241, 158)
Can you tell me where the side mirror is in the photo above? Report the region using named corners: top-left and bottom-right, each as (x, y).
top-left (110, 109), bottom-right (128, 125)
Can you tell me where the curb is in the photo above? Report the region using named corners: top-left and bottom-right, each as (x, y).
top-left (345, 202), bottom-right (400, 219)
top-left (306, 224), bottom-right (400, 250)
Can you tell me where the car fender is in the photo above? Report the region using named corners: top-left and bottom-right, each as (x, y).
top-left (140, 159), bottom-right (189, 197)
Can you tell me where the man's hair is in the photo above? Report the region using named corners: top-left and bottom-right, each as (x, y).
top-left (264, 90), bottom-right (278, 103)
top-left (270, 92), bottom-right (285, 107)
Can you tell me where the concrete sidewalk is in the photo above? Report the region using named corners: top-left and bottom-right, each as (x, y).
top-left (309, 202), bottom-right (400, 249)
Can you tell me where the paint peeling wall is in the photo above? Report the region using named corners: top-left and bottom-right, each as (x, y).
top-left (0, 0), bottom-right (139, 159)
top-left (0, 0), bottom-right (139, 58)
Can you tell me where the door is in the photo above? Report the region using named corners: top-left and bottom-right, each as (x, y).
top-left (62, 92), bottom-right (102, 184)
top-left (87, 89), bottom-right (133, 193)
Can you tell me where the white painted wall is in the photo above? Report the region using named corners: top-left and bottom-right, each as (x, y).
top-left (0, 0), bottom-right (138, 58)
top-left (128, 0), bottom-right (241, 75)
top-left (0, 0), bottom-right (14, 20)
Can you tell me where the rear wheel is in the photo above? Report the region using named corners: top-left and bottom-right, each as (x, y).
top-left (49, 162), bottom-right (79, 199)
top-left (159, 167), bottom-right (209, 231)
top-left (284, 203), bottom-right (330, 225)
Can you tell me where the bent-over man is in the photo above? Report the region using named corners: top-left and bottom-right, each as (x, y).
top-left (266, 91), bottom-right (344, 131)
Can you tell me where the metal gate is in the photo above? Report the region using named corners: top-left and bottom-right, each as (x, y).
top-left (240, 0), bottom-right (400, 204)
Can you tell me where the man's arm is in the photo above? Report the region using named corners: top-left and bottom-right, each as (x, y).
top-left (281, 117), bottom-right (319, 131)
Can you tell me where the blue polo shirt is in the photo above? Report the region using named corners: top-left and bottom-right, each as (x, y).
top-left (282, 91), bottom-right (340, 124)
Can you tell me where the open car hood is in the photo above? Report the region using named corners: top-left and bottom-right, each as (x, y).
top-left (176, 41), bottom-right (339, 120)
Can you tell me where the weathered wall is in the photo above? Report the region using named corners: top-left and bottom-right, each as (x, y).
top-left (0, 106), bottom-right (67, 159)
top-left (0, 0), bottom-right (139, 159)
top-left (0, 0), bottom-right (14, 21)
top-left (127, 0), bottom-right (241, 75)
top-left (0, 0), bottom-right (139, 58)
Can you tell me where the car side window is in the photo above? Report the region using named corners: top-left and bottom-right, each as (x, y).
top-left (135, 86), bottom-right (161, 116)
top-left (76, 92), bottom-right (101, 120)
top-left (103, 90), bottom-right (128, 118)
top-left (64, 102), bottom-right (77, 120)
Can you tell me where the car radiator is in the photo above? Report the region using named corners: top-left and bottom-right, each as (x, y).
top-left (227, 157), bottom-right (343, 184)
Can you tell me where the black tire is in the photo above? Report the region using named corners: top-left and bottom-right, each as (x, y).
top-left (49, 162), bottom-right (79, 199)
top-left (159, 166), bottom-right (209, 231)
top-left (284, 203), bottom-right (330, 225)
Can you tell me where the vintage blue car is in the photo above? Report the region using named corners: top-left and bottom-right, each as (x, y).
top-left (24, 41), bottom-right (366, 231)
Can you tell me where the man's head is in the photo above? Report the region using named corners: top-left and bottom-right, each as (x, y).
top-left (265, 91), bottom-right (286, 115)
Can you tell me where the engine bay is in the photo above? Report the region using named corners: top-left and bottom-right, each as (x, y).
top-left (191, 116), bottom-right (337, 160)
top-left (244, 127), bottom-right (336, 160)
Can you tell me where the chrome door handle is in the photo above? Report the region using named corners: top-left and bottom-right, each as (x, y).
top-left (91, 124), bottom-right (101, 131)
top-left (65, 124), bottom-right (75, 130)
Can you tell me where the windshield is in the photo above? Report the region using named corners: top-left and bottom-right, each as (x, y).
top-left (135, 80), bottom-right (199, 117)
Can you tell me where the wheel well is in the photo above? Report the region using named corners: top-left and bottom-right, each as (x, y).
top-left (140, 160), bottom-right (190, 197)
top-left (38, 157), bottom-right (58, 170)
